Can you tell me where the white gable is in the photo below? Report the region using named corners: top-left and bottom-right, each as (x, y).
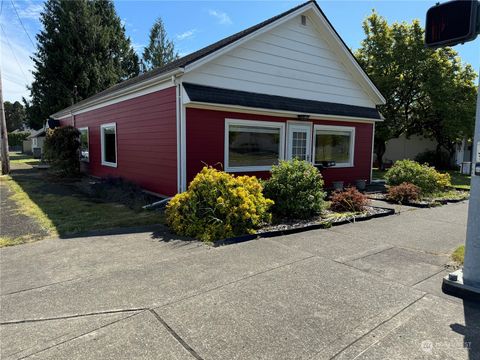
top-left (183, 10), bottom-right (381, 109)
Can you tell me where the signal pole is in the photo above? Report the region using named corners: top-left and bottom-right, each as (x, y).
top-left (0, 69), bottom-right (10, 175)
top-left (443, 78), bottom-right (480, 298)
top-left (425, 0), bottom-right (480, 299)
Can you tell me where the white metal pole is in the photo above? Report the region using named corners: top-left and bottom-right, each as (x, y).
top-left (462, 79), bottom-right (480, 288)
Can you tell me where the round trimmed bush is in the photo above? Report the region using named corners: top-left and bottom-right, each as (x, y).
top-left (165, 166), bottom-right (273, 242)
top-left (263, 159), bottom-right (326, 219)
top-left (384, 159), bottom-right (451, 195)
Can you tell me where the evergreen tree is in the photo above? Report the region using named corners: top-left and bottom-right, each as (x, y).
top-left (25, 0), bottom-right (139, 129)
top-left (142, 17), bottom-right (178, 70)
top-left (4, 101), bottom-right (26, 131)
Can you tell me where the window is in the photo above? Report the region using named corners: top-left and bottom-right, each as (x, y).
top-left (101, 123), bottom-right (117, 167)
top-left (313, 125), bottom-right (355, 167)
top-left (79, 127), bottom-right (89, 162)
top-left (225, 119), bottom-right (285, 172)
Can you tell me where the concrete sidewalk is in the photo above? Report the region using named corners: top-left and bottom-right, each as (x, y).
top-left (1, 201), bottom-right (478, 359)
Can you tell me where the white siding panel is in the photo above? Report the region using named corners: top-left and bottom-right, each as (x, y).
top-left (183, 16), bottom-right (376, 108)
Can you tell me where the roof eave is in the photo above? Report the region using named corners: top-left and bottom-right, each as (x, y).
top-left (51, 68), bottom-right (184, 119)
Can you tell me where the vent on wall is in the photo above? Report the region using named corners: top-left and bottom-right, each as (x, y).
top-left (301, 15), bottom-right (307, 26)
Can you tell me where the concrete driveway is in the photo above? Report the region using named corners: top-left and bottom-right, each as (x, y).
top-left (1, 201), bottom-right (479, 359)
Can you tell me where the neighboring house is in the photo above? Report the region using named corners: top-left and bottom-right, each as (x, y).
top-left (377, 134), bottom-right (472, 168)
top-left (28, 128), bottom-right (46, 158)
top-left (51, 0), bottom-right (386, 197)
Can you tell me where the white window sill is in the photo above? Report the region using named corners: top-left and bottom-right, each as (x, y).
top-left (225, 165), bottom-right (274, 172)
top-left (101, 161), bottom-right (117, 168)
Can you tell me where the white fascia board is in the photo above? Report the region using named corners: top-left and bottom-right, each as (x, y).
top-left (183, 4), bottom-right (315, 74)
top-left (52, 69), bottom-right (184, 119)
top-left (185, 102), bottom-right (381, 124)
top-left (308, 7), bottom-right (386, 106)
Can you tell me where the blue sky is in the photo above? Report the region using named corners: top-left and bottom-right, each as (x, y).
top-left (1, 0), bottom-right (479, 102)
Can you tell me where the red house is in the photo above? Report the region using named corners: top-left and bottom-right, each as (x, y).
top-left (51, 1), bottom-right (385, 197)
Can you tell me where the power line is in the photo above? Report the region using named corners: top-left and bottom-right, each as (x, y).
top-left (0, 24), bottom-right (29, 83)
top-left (10, 0), bottom-right (36, 48)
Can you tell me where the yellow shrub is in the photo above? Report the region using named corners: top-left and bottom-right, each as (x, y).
top-left (166, 166), bottom-right (273, 242)
top-left (435, 172), bottom-right (452, 190)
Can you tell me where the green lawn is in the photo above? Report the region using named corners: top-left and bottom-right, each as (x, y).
top-left (9, 151), bottom-right (40, 165)
top-left (372, 167), bottom-right (471, 190)
top-left (1, 156), bottom-right (165, 246)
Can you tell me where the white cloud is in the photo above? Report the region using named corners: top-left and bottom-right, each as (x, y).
top-left (208, 10), bottom-right (232, 25)
top-left (176, 29), bottom-right (197, 41)
top-left (16, 2), bottom-right (43, 21)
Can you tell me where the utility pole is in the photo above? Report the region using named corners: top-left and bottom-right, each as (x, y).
top-left (0, 69), bottom-right (10, 175)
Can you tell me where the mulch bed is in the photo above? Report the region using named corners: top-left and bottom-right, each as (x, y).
top-left (214, 206), bottom-right (394, 247)
top-left (366, 189), bottom-right (469, 208)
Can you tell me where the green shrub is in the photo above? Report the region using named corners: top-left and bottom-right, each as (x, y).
top-left (384, 159), bottom-right (451, 195)
top-left (263, 159), bottom-right (326, 219)
top-left (8, 132), bottom-right (30, 146)
top-left (166, 166), bottom-right (273, 242)
top-left (329, 187), bottom-right (369, 213)
top-left (43, 126), bottom-right (80, 177)
top-left (386, 182), bottom-right (421, 204)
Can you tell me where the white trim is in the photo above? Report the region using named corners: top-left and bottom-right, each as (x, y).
top-left (78, 127), bottom-right (89, 163)
top-left (224, 118), bottom-right (285, 172)
top-left (100, 123), bottom-right (118, 168)
top-left (313, 124), bottom-right (355, 168)
top-left (286, 122), bottom-right (312, 162)
top-left (180, 87), bottom-right (187, 191)
top-left (175, 83), bottom-right (181, 193)
top-left (370, 122), bottom-right (375, 182)
top-left (51, 70), bottom-right (183, 119)
top-left (186, 102), bottom-right (380, 124)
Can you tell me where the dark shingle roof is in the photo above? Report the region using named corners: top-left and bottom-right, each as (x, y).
top-left (53, 0), bottom-right (315, 116)
top-left (183, 83), bottom-right (381, 119)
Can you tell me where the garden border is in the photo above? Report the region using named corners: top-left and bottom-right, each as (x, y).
top-left (367, 194), bottom-right (469, 208)
top-left (213, 206), bottom-right (395, 247)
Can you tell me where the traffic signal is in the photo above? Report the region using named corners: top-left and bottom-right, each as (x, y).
top-left (425, 0), bottom-right (479, 48)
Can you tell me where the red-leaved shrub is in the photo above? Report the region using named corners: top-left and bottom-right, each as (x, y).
top-left (386, 182), bottom-right (421, 204)
top-left (330, 187), bottom-right (369, 212)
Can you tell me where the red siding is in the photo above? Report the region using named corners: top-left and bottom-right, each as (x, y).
top-left (186, 107), bottom-right (373, 187)
top-left (72, 87), bottom-right (177, 196)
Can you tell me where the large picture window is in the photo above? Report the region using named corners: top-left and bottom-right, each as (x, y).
top-left (313, 125), bottom-right (355, 167)
top-left (78, 127), bottom-right (89, 162)
top-left (225, 119), bottom-right (285, 172)
top-left (101, 123), bottom-right (117, 167)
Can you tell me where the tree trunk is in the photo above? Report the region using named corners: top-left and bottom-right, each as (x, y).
top-left (375, 141), bottom-right (386, 170)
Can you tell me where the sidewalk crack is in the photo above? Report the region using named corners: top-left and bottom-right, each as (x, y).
top-left (0, 308), bottom-right (146, 325)
top-left (149, 309), bottom-right (204, 360)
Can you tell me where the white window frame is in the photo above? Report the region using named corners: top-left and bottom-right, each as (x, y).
top-left (100, 123), bottom-right (117, 168)
top-left (313, 124), bottom-right (355, 168)
top-left (225, 118), bottom-right (285, 172)
top-left (78, 127), bottom-right (89, 163)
